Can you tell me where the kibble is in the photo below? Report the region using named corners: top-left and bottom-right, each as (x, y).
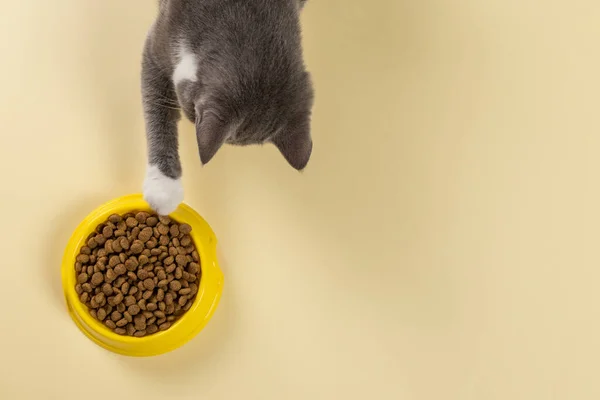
top-left (74, 211), bottom-right (200, 337)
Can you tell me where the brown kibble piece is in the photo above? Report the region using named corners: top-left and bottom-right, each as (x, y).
top-left (113, 293), bottom-right (124, 305)
top-left (165, 264), bottom-right (176, 274)
top-left (159, 235), bottom-right (170, 246)
top-left (97, 308), bottom-right (107, 321)
top-left (164, 256), bottom-right (175, 266)
top-left (102, 283), bottom-right (113, 296)
top-left (114, 229), bottom-right (125, 238)
top-left (180, 235), bottom-right (192, 247)
top-left (114, 264), bottom-right (126, 276)
top-left (112, 239), bottom-right (123, 252)
top-left (136, 212), bottom-right (149, 223)
top-left (125, 258), bottom-right (138, 271)
top-left (137, 269), bottom-right (149, 280)
top-left (95, 293), bottom-right (106, 305)
top-left (159, 322), bottom-right (171, 331)
top-left (178, 296), bottom-right (188, 307)
top-left (124, 295), bottom-right (136, 307)
top-left (179, 224), bottom-right (192, 235)
top-left (147, 325), bottom-right (159, 334)
top-left (105, 269), bottom-right (116, 282)
top-left (175, 255), bottom-right (187, 266)
top-left (138, 255), bottom-right (149, 266)
top-left (114, 328), bottom-right (127, 335)
top-left (77, 273), bottom-right (89, 284)
top-left (80, 246), bottom-right (92, 255)
top-left (105, 320), bottom-right (117, 329)
top-left (126, 217), bottom-right (138, 228)
top-left (120, 236), bottom-right (130, 250)
top-left (134, 315), bottom-right (146, 330)
top-left (102, 226), bottom-right (114, 238)
top-left (131, 241), bottom-right (144, 254)
top-left (158, 279), bottom-right (169, 288)
top-left (128, 305), bottom-right (141, 315)
top-left (175, 267), bottom-right (183, 280)
top-left (134, 330), bottom-right (147, 337)
top-left (91, 272), bottom-right (104, 286)
top-left (111, 311), bottom-right (122, 322)
top-left (157, 223), bottom-right (169, 236)
top-left (187, 262), bottom-right (200, 275)
top-left (158, 215), bottom-right (171, 225)
top-left (108, 214), bottom-right (122, 223)
top-left (116, 318), bottom-right (128, 327)
top-left (143, 278), bottom-right (155, 291)
top-left (169, 281), bottom-right (182, 291)
top-left (146, 216), bottom-right (158, 227)
top-left (138, 227), bottom-right (153, 242)
top-left (87, 237), bottom-right (98, 249)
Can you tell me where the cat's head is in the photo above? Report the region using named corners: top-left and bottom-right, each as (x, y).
top-left (171, 15), bottom-right (313, 170)
top-left (181, 68), bottom-right (313, 170)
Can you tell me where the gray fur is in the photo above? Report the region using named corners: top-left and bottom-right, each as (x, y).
top-left (142, 0), bottom-right (314, 180)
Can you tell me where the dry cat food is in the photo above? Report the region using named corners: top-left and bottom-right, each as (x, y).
top-left (74, 212), bottom-right (201, 337)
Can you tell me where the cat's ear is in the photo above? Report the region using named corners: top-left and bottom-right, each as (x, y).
top-left (196, 113), bottom-right (228, 165)
top-left (272, 121), bottom-right (313, 171)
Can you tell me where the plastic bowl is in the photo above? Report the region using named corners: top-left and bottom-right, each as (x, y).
top-left (61, 194), bottom-right (224, 357)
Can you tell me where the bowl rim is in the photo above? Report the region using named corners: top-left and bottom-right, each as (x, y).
top-left (62, 193), bottom-right (224, 356)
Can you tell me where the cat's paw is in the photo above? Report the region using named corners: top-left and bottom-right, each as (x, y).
top-left (143, 165), bottom-right (184, 215)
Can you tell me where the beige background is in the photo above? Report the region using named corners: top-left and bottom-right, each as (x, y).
top-left (1, 0), bottom-right (599, 399)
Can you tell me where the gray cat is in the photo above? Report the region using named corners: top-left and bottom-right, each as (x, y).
top-left (142, 0), bottom-right (314, 215)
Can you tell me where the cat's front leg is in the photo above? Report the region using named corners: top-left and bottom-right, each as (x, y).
top-left (141, 44), bottom-right (184, 215)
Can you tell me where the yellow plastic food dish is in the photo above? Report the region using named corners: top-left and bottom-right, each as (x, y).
top-left (61, 194), bottom-right (224, 357)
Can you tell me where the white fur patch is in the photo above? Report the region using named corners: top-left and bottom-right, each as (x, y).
top-left (173, 45), bottom-right (198, 85)
top-left (143, 165), bottom-right (184, 215)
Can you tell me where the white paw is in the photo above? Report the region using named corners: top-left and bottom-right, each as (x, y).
top-left (143, 165), bottom-right (184, 215)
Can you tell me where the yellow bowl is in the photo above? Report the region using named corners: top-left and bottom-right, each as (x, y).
top-left (61, 194), bottom-right (224, 357)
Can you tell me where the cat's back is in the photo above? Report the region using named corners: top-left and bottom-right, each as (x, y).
top-left (163, 0), bottom-right (302, 51)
